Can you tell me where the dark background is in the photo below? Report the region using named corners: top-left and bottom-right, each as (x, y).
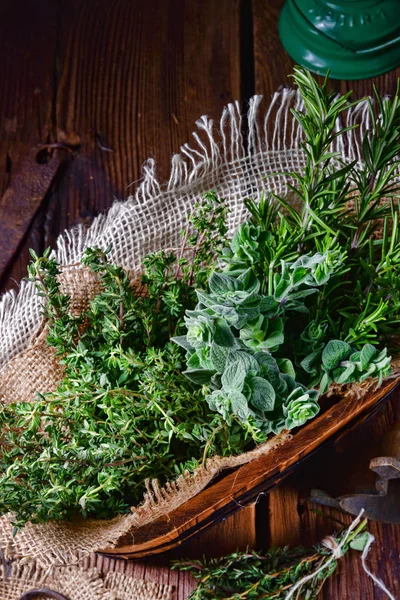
top-left (0, 1), bottom-right (400, 597)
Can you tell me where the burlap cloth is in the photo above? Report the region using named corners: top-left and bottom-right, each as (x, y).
top-left (0, 560), bottom-right (173, 599)
top-left (0, 90), bottom-right (387, 595)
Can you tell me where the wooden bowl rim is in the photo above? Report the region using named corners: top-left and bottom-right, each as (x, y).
top-left (100, 377), bottom-right (400, 558)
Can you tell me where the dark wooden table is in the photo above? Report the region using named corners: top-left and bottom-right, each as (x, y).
top-left (1, 1), bottom-right (400, 597)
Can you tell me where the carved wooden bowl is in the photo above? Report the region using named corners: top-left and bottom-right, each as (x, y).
top-left (99, 377), bottom-right (399, 559)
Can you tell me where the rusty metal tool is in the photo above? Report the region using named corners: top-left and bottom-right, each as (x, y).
top-left (311, 423), bottom-right (400, 524)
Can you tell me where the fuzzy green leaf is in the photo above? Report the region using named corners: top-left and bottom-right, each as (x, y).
top-left (248, 376), bottom-right (276, 411)
top-left (322, 340), bottom-right (352, 370)
top-left (210, 343), bottom-right (231, 373)
top-left (213, 319), bottom-right (235, 347)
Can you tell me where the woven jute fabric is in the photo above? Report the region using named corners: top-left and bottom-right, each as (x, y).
top-left (103, 571), bottom-right (173, 600)
top-left (0, 89), bottom-right (387, 586)
top-left (0, 561), bottom-right (173, 600)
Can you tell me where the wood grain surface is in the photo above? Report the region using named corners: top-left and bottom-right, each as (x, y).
top-left (1, 0), bottom-right (400, 598)
top-left (0, 1), bottom-right (57, 290)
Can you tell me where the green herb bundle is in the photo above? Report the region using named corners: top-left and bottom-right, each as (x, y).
top-left (173, 518), bottom-right (371, 599)
top-left (0, 68), bottom-right (400, 527)
top-left (0, 194), bottom-right (252, 525)
top-left (175, 68), bottom-right (400, 441)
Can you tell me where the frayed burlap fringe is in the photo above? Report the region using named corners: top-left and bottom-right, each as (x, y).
top-left (0, 90), bottom-right (389, 572)
top-left (0, 90), bottom-right (375, 370)
top-left (0, 560), bottom-right (173, 600)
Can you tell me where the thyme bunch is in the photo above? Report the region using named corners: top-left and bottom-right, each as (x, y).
top-left (0, 194), bottom-right (247, 526)
top-left (174, 518), bottom-right (370, 599)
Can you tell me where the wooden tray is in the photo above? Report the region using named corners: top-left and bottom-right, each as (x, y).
top-left (100, 378), bottom-right (399, 559)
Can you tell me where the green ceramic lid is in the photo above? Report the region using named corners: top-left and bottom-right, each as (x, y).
top-left (279, 0), bottom-right (400, 79)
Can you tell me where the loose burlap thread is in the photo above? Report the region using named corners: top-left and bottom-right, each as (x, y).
top-left (0, 90), bottom-right (391, 597)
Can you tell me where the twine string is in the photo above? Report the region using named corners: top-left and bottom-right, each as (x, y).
top-left (361, 532), bottom-right (396, 600)
top-left (284, 510), bottom-right (395, 600)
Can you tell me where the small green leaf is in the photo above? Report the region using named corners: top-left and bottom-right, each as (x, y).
top-left (210, 342), bottom-right (230, 373)
top-left (333, 362), bottom-right (356, 384)
top-left (248, 376), bottom-right (276, 411)
top-left (186, 351), bottom-right (201, 369)
top-left (237, 269), bottom-right (260, 294)
top-left (319, 371), bottom-right (332, 395)
top-left (225, 351), bottom-right (260, 377)
top-left (291, 267), bottom-right (309, 287)
top-left (183, 369), bottom-right (215, 385)
top-left (274, 276), bottom-right (291, 302)
top-left (360, 344), bottom-right (377, 370)
top-left (300, 350), bottom-right (322, 375)
top-left (276, 358), bottom-right (296, 378)
top-left (213, 319), bottom-right (235, 347)
top-left (350, 532), bottom-right (371, 552)
top-left (260, 296), bottom-right (279, 315)
top-left (171, 336), bottom-right (193, 351)
top-left (322, 340), bottom-right (352, 370)
top-left (221, 361), bottom-right (247, 392)
top-left (230, 391), bottom-right (252, 421)
top-left (209, 272), bottom-right (238, 294)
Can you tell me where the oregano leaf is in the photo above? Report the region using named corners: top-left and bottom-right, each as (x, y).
top-left (221, 361), bottom-right (247, 392)
top-left (210, 342), bottom-right (231, 373)
top-left (213, 319), bottom-right (235, 347)
top-left (248, 376), bottom-right (276, 411)
top-left (209, 272), bottom-right (239, 294)
top-left (322, 340), bottom-right (352, 370)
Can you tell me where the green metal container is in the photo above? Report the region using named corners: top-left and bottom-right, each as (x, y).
top-left (279, 0), bottom-right (400, 79)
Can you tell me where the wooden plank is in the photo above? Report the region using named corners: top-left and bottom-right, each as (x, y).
top-left (0, 147), bottom-right (62, 278)
top-left (0, 1), bottom-right (57, 291)
top-left (253, 0), bottom-right (294, 97)
top-left (43, 0), bottom-right (242, 252)
top-left (171, 504), bottom-right (257, 559)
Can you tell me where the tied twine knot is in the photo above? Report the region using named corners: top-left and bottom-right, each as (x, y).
top-left (321, 535), bottom-right (344, 559)
top-left (284, 509), bottom-right (396, 600)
